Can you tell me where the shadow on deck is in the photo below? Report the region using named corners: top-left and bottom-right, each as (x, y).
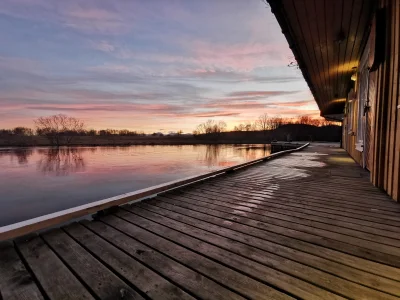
top-left (1, 144), bottom-right (400, 300)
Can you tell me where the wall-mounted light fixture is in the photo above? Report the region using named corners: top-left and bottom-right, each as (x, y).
top-left (351, 67), bottom-right (357, 81)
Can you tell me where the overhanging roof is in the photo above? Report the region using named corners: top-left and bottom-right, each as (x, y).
top-left (267, 0), bottom-right (376, 117)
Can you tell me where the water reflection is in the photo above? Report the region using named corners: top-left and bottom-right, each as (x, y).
top-left (0, 148), bottom-right (33, 164)
top-left (37, 148), bottom-right (86, 176)
top-left (0, 144), bottom-right (271, 225)
top-left (203, 145), bottom-right (221, 167)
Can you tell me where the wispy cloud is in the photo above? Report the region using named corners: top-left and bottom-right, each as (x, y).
top-left (0, 0), bottom-right (313, 132)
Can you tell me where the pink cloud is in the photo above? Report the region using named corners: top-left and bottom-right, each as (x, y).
top-left (227, 91), bottom-right (295, 97)
top-left (187, 41), bottom-right (291, 71)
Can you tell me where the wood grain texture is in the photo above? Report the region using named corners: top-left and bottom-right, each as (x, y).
top-left (102, 214), bottom-right (293, 300)
top-left (15, 236), bottom-right (94, 300)
top-left (64, 222), bottom-right (193, 300)
top-left (0, 242), bottom-right (43, 300)
top-left (85, 219), bottom-right (246, 300)
top-left (42, 229), bottom-right (144, 300)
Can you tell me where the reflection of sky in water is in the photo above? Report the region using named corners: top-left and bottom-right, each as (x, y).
top-left (0, 144), bottom-right (270, 226)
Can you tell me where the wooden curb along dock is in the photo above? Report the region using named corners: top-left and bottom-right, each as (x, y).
top-left (2, 143), bottom-right (400, 300)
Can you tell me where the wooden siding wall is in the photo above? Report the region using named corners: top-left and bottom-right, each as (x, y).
top-left (346, 0), bottom-right (400, 201)
top-left (372, 0), bottom-right (400, 201)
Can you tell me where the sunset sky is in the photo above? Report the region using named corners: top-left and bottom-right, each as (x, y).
top-left (0, 0), bottom-right (319, 133)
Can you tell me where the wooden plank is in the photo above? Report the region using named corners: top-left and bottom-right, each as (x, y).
top-left (223, 175), bottom-right (392, 196)
top-left (84, 219), bottom-right (246, 300)
top-left (0, 242), bottom-right (44, 300)
top-left (309, 0), bottom-right (330, 103)
top-left (224, 178), bottom-right (392, 199)
top-left (158, 193), bottom-right (400, 249)
top-left (185, 186), bottom-right (400, 227)
top-left (201, 181), bottom-right (400, 214)
top-left (112, 210), bottom-right (349, 300)
top-left (100, 215), bottom-right (293, 300)
top-left (151, 195), bottom-right (400, 280)
top-left (325, 0), bottom-right (342, 106)
top-left (122, 205), bottom-right (398, 300)
top-left (207, 181), bottom-right (400, 212)
top-left (387, 0), bottom-right (397, 196)
top-left (175, 186), bottom-right (400, 235)
top-left (393, 0), bottom-right (400, 201)
top-left (64, 222), bottom-right (193, 300)
top-left (147, 197), bottom-right (400, 295)
top-left (15, 236), bottom-right (94, 300)
top-left (297, 0), bottom-right (329, 101)
top-left (282, 0), bottom-right (326, 110)
top-left (129, 201), bottom-right (400, 280)
top-left (389, 0), bottom-right (400, 200)
top-left (42, 229), bottom-right (145, 300)
top-left (223, 173), bottom-right (391, 194)
top-left (196, 183), bottom-right (400, 220)
top-left (115, 209), bottom-right (345, 300)
top-left (0, 143), bottom-right (309, 242)
top-left (180, 186), bottom-right (400, 239)
top-left (170, 188), bottom-right (399, 240)
top-left (182, 186), bottom-right (400, 229)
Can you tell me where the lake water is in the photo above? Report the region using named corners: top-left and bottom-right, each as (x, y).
top-left (0, 144), bottom-right (270, 226)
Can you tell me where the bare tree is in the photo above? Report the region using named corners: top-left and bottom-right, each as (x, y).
top-left (194, 120), bottom-right (226, 137)
top-left (35, 114), bottom-right (85, 146)
top-left (255, 113), bottom-right (270, 132)
top-left (270, 115), bottom-right (283, 130)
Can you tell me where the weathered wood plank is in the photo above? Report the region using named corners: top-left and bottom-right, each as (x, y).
top-left (15, 236), bottom-right (94, 300)
top-left (207, 180), bottom-right (400, 210)
top-left (176, 187), bottom-right (400, 235)
top-left (162, 191), bottom-right (400, 264)
top-left (0, 242), bottom-right (44, 300)
top-left (157, 193), bottom-right (400, 252)
top-left (101, 214), bottom-right (294, 300)
top-left (42, 228), bottom-right (145, 300)
top-left (148, 197), bottom-right (400, 294)
top-left (123, 205), bottom-right (399, 299)
top-left (198, 182), bottom-right (400, 216)
top-left (84, 219), bottom-right (246, 300)
top-left (182, 187), bottom-right (400, 228)
top-left (186, 184), bottom-right (400, 228)
top-left (115, 209), bottom-right (344, 300)
top-left (164, 191), bottom-right (400, 241)
top-left (64, 222), bottom-right (193, 300)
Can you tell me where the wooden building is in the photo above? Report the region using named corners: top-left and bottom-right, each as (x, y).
top-left (268, 0), bottom-right (400, 201)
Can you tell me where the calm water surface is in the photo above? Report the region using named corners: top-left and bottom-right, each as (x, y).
top-left (0, 144), bottom-right (270, 226)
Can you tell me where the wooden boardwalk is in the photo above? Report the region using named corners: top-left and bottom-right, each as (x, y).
top-left (1, 144), bottom-right (400, 300)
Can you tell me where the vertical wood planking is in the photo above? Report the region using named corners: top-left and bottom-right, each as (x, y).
top-left (312, 0), bottom-right (330, 104)
top-left (393, 0), bottom-right (400, 200)
top-left (390, 0), bottom-right (400, 200)
top-left (336, 0), bottom-right (353, 99)
top-left (284, 0), bottom-right (325, 110)
top-left (303, 0), bottom-right (329, 103)
top-left (386, 0), bottom-right (395, 195)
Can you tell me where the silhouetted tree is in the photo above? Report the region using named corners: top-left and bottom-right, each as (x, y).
top-left (35, 114), bottom-right (85, 146)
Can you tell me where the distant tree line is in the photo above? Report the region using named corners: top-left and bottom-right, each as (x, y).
top-left (1, 113), bottom-right (341, 146)
top-left (194, 114), bottom-right (339, 136)
top-left (0, 114), bottom-right (151, 146)
top-left (193, 114), bottom-right (341, 142)
top-left (232, 114), bottom-right (339, 132)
